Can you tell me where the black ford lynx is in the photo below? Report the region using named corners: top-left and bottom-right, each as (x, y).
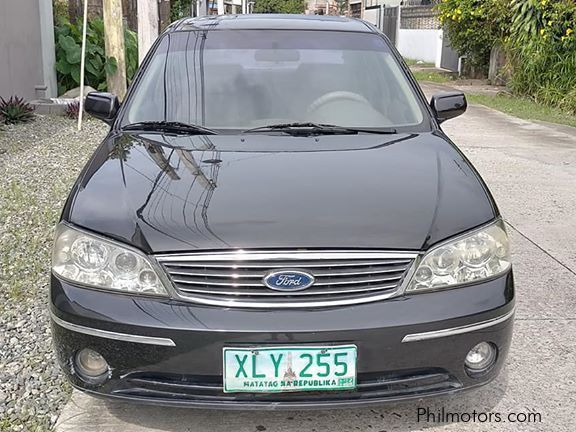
top-left (50, 15), bottom-right (514, 408)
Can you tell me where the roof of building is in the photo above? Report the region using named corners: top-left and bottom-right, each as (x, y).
top-left (171, 14), bottom-right (376, 33)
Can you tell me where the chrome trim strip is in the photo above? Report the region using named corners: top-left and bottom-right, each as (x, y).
top-left (162, 259), bottom-right (412, 269)
top-left (166, 266), bottom-right (409, 278)
top-left (156, 250), bottom-right (418, 308)
top-left (157, 251), bottom-right (419, 261)
top-left (172, 274), bottom-right (403, 287)
top-left (50, 313), bottom-right (176, 347)
top-left (401, 308), bottom-right (515, 343)
top-left (176, 283), bottom-right (400, 296)
top-left (164, 290), bottom-right (405, 308)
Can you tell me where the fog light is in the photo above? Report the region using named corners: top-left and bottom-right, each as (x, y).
top-left (465, 342), bottom-right (497, 372)
top-left (75, 348), bottom-right (109, 382)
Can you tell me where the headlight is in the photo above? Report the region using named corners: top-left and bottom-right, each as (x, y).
top-left (406, 220), bottom-right (511, 293)
top-left (52, 224), bottom-right (169, 296)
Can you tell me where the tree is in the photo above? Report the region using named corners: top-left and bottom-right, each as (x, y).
top-left (252, 0), bottom-right (305, 14)
top-left (335, 0), bottom-right (348, 15)
top-left (437, 0), bottom-right (512, 72)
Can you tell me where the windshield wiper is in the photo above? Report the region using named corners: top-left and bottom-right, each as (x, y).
top-left (242, 122), bottom-right (397, 136)
top-left (121, 121), bottom-right (218, 135)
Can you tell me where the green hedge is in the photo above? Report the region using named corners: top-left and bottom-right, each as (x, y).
top-left (437, 0), bottom-right (512, 72)
top-left (437, 0), bottom-right (576, 113)
top-left (252, 0), bottom-right (305, 13)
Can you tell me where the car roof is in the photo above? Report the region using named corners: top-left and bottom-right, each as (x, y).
top-left (170, 14), bottom-right (377, 33)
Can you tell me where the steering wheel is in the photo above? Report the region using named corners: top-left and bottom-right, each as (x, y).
top-left (307, 91), bottom-right (373, 114)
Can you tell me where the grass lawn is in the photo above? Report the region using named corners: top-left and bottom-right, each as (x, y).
top-left (411, 70), bottom-right (454, 84)
top-left (404, 58), bottom-right (436, 67)
top-left (411, 70), bottom-right (576, 129)
top-left (466, 93), bottom-right (576, 129)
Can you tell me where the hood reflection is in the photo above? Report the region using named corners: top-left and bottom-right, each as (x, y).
top-left (130, 135), bottom-right (229, 249)
top-left (69, 132), bottom-right (494, 253)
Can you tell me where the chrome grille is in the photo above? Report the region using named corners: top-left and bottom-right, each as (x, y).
top-left (156, 251), bottom-right (417, 308)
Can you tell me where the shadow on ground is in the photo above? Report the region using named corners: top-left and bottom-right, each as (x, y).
top-left (100, 369), bottom-right (508, 432)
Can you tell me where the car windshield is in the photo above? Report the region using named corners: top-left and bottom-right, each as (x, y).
top-left (122, 30), bottom-right (427, 132)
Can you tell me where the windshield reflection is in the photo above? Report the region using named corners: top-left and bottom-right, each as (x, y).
top-left (122, 30), bottom-right (426, 131)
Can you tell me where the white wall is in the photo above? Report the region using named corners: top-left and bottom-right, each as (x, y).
top-left (0, 0), bottom-right (56, 99)
top-left (363, 8), bottom-right (380, 27)
top-left (397, 29), bottom-right (443, 66)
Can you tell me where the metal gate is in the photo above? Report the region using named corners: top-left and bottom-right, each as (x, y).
top-left (364, 5), bottom-right (399, 45)
top-left (381, 6), bottom-right (399, 45)
top-left (440, 33), bottom-right (460, 72)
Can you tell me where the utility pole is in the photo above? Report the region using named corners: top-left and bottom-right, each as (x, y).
top-left (138, 0), bottom-right (159, 63)
top-left (103, 0), bottom-right (127, 98)
top-left (78, 0), bottom-right (89, 130)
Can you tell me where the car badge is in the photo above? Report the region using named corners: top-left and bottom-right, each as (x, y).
top-left (263, 270), bottom-right (315, 291)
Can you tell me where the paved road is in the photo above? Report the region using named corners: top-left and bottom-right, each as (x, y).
top-left (55, 85), bottom-right (576, 431)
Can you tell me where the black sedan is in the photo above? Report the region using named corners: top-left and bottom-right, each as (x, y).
top-left (50, 14), bottom-right (514, 408)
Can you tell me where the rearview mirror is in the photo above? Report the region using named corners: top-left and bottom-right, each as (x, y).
top-left (254, 49), bottom-right (300, 62)
top-left (85, 92), bottom-right (119, 124)
top-left (430, 92), bottom-right (467, 123)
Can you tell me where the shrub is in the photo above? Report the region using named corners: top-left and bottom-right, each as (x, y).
top-left (437, 0), bottom-right (512, 73)
top-left (65, 100), bottom-right (80, 119)
top-left (0, 97), bottom-right (35, 125)
top-left (54, 17), bottom-right (138, 95)
top-left (52, 0), bottom-right (68, 25)
top-left (253, 0), bottom-right (305, 14)
top-left (124, 26), bottom-right (139, 83)
top-left (437, 0), bottom-right (576, 113)
top-left (171, 0), bottom-right (193, 21)
top-left (507, 0), bottom-right (576, 113)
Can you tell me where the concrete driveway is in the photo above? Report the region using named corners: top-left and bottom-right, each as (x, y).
top-left (55, 84), bottom-right (576, 432)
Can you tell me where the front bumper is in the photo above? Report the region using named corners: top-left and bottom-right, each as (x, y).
top-left (50, 271), bottom-right (515, 409)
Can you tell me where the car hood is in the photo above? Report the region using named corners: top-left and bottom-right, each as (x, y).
top-left (66, 132), bottom-right (496, 253)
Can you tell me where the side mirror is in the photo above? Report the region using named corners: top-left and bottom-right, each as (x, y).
top-left (430, 91), bottom-right (467, 123)
top-left (85, 92), bottom-right (119, 124)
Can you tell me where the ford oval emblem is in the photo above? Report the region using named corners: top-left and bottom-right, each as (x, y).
top-left (263, 270), bottom-right (315, 291)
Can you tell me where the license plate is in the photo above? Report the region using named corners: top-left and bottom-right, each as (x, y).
top-left (223, 345), bottom-right (357, 393)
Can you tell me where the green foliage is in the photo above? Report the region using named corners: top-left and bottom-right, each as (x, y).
top-left (124, 26), bottom-right (139, 82)
top-left (507, 0), bottom-right (576, 113)
top-left (510, 0), bottom-right (545, 43)
top-left (437, 0), bottom-right (576, 113)
top-left (54, 17), bottom-right (139, 95)
top-left (0, 97), bottom-right (35, 125)
top-left (252, 0), bottom-right (306, 14)
top-left (55, 17), bottom-right (116, 94)
top-left (437, 0), bottom-right (512, 71)
top-left (171, 0), bottom-right (193, 21)
top-left (336, 0), bottom-right (349, 15)
top-left (52, 0), bottom-right (68, 25)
